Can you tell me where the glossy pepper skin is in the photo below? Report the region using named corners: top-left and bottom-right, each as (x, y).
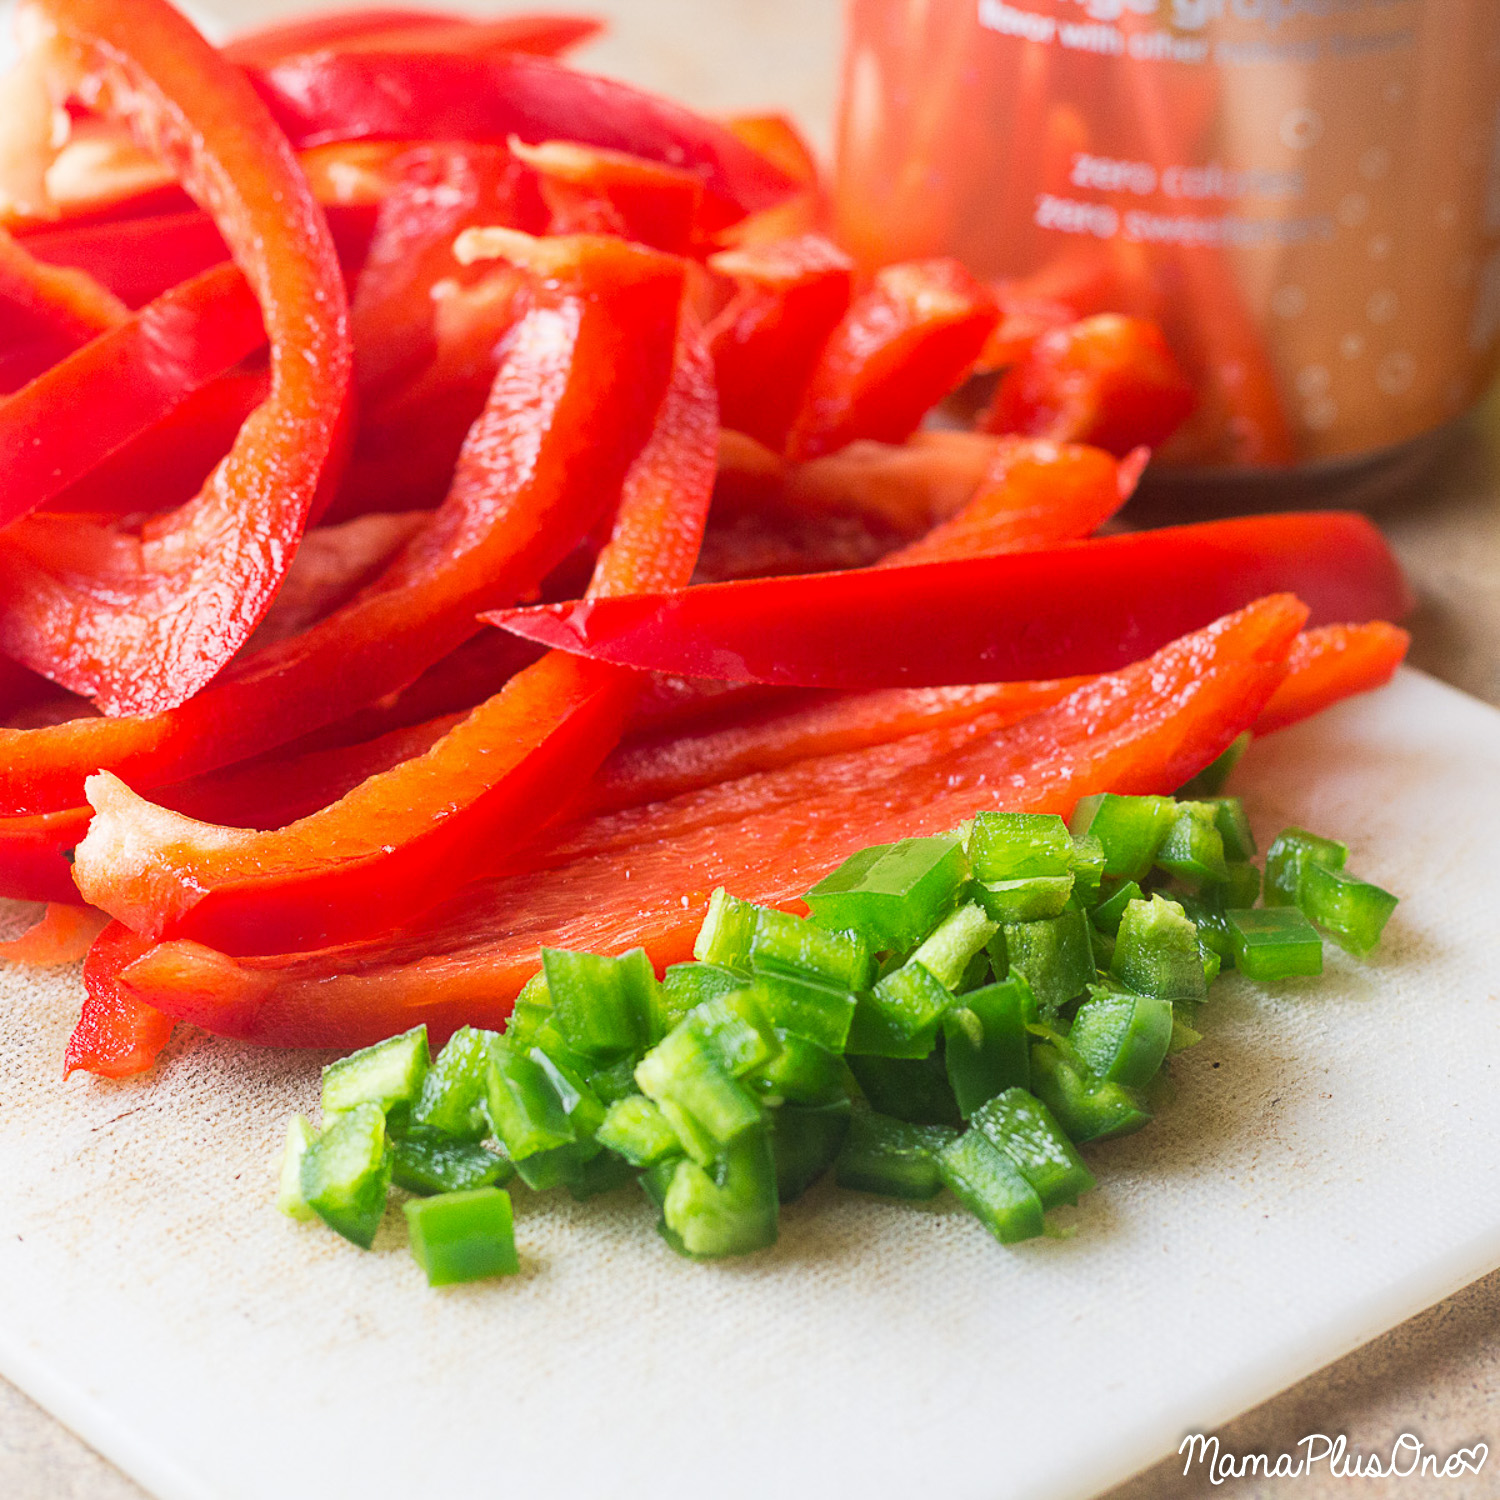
top-left (250, 50), bottom-right (797, 226)
top-left (983, 313), bottom-right (1196, 458)
top-left (0, 0), bottom-right (352, 715)
top-left (785, 258), bottom-right (999, 461)
top-left (0, 262), bottom-right (265, 526)
top-left (705, 234), bottom-right (854, 451)
top-left (485, 511), bottom-right (1411, 690)
top-left (73, 238), bottom-right (712, 954)
top-left (101, 597), bottom-right (1308, 1050)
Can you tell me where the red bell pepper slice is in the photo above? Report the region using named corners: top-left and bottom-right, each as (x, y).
top-left (883, 440), bottom-right (1139, 566)
top-left (785, 258), bottom-right (1000, 461)
top-left (0, 233), bottom-right (680, 820)
top-left (0, 0), bottom-right (352, 716)
top-left (716, 114), bottom-right (821, 248)
top-left (222, 11), bottom-right (603, 68)
top-left (486, 512), bottom-right (1411, 690)
top-left (983, 313), bottom-right (1197, 457)
top-left (1252, 621), bottom-right (1411, 735)
top-left (706, 234), bottom-right (854, 451)
top-left (0, 901), bottom-right (109, 965)
top-left (67, 923), bottom-right (172, 1078)
top-left (74, 295), bottom-right (713, 954)
top-left (105, 596), bottom-right (1305, 1049)
top-left (20, 209), bottom-right (229, 307)
top-left (0, 262), bottom-right (266, 527)
top-left (250, 50), bottom-right (797, 225)
top-left (0, 224), bottom-right (127, 389)
top-left (351, 141), bottom-right (541, 399)
top-left (510, 139), bottom-right (705, 254)
top-left (46, 367), bottom-right (269, 517)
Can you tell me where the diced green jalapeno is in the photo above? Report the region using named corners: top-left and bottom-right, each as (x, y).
top-left (846, 959), bottom-right (951, 1058)
top-left (908, 901), bottom-right (998, 990)
top-left (596, 1094), bottom-right (682, 1167)
top-left (542, 946), bottom-right (659, 1060)
top-left (412, 1026), bottom-right (500, 1142)
top-left (635, 1017), bottom-right (765, 1164)
top-left (846, 1049), bottom-right (961, 1126)
top-left (1297, 863), bottom-right (1398, 957)
top-left (485, 1043), bottom-right (602, 1163)
top-left (750, 1029), bottom-right (845, 1105)
top-left (321, 1025), bottom-right (429, 1130)
top-left (1203, 797), bottom-right (1257, 862)
top-left (662, 1129), bottom-right (779, 1258)
top-left (803, 835), bottom-right (967, 951)
top-left (586, 1056), bottom-right (641, 1107)
top-left (565, 1149), bottom-right (634, 1201)
top-left (693, 887), bottom-right (760, 969)
top-left (1225, 906), bottom-right (1324, 980)
top-left (404, 1187), bottom-right (518, 1286)
top-left (972, 875), bottom-right (1075, 923)
top-left (1029, 1043), bottom-right (1153, 1144)
top-left (277, 1115), bottom-right (317, 1221)
top-left (1110, 895), bottom-right (1208, 1002)
top-left (1069, 793), bottom-right (1177, 881)
top-left (1223, 860), bottom-right (1261, 908)
top-left (1089, 879), bottom-right (1144, 937)
top-left (390, 1127), bottom-right (512, 1196)
top-left (300, 1102), bottom-right (391, 1250)
top-left (995, 902), bottom-right (1096, 1013)
top-left (967, 812), bottom-right (1074, 881)
top-left (772, 1099), bottom-right (852, 1203)
top-left (1068, 987), bottom-right (1173, 1089)
top-left (506, 972), bottom-right (553, 1049)
top-left (746, 972), bottom-right (857, 1053)
top-left (1154, 801), bottom-right (1229, 888)
top-left (970, 1088), bottom-right (1096, 1208)
top-left (749, 907), bottom-right (872, 991)
top-left (1264, 827), bottom-right (1347, 907)
top-left (1069, 833), bottom-right (1107, 905)
top-left (941, 974), bottom-right (1036, 1117)
top-left (936, 1130), bottom-right (1046, 1245)
top-left (835, 1110), bottom-right (958, 1199)
top-left (660, 961), bottom-right (744, 1027)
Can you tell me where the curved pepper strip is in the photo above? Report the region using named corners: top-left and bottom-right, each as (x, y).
top-left (221, 11), bottom-right (603, 68)
top-left (47, 368), bottom-right (269, 517)
top-left (75, 297), bottom-right (715, 954)
top-left (785, 258), bottom-right (999, 461)
top-left (511, 139), bottom-right (705, 255)
top-left (705, 234), bottom-right (854, 451)
top-left (21, 209), bottom-right (230, 307)
top-left (717, 114), bottom-right (821, 248)
top-left (250, 50), bottom-right (797, 226)
top-left (0, 902), bottom-right (108, 965)
top-left (103, 597), bottom-right (1305, 1049)
top-left (68, 924), bottom-right (172, 1078)
top-left (0, 262), bottom-right (265, 526)
top-left (1252, 621), bottom-right (1411, 735)
top-left (487, 511), bottom-right (1411, 691)
top-left (983, 313), bottom-right (1197, 458)
top-left (0, 231), bottom-right (679, 819)
top-left (0, 0), bottom-right (352, 715)
top-left (0, 224), bottom-right (127, 390)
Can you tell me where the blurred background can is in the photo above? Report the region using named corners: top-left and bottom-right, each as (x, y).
top-left (834, 0), bottom-right (1500, 484)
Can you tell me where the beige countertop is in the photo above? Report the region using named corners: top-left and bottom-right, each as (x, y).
top-left (4, 2), bottom-right (1500, 1495)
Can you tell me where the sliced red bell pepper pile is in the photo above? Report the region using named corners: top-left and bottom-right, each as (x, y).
top-left (706, 234), bottom-right (854, 450)
top-left (486, 511), bottom-right (1411, 690)
top-left (250, 50), bottom-right (797, 226)
top-left (0, 0), bottom-right (351, 716)
top-left (71, 236), bottom-right (707, 954)
top-left (785, 258), bottom-right (999, 461)
top-left (983, 313), bottom-right (1197, 458)
top-left (101, 596), bottom-right (1306, 1048)
top-left (0, 262), bottom-right (265, 525)
top-left (0, 231), bottom-right (680, 819)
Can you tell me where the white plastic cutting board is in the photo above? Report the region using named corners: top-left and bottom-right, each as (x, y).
top-left (2, 666), bottom-right (1499, 1500)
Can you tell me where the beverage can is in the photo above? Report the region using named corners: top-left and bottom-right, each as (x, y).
top-left (834, 0), bottom-right (1500, 472)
